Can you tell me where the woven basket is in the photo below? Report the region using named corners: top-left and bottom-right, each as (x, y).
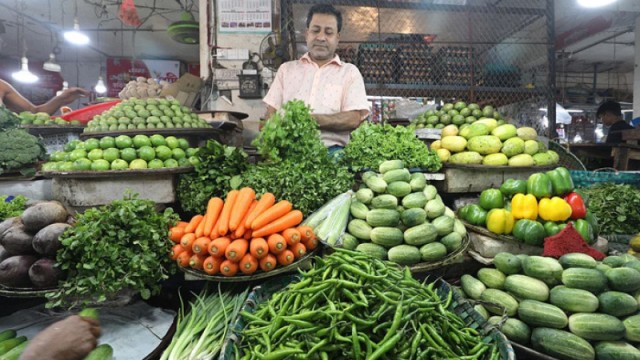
top-left (548, 140), bottom-right (586, 170)
top-left (570, 168), bottom-right (640, 188)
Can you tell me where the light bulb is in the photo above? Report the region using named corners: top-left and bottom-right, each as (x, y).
top-left (577, 0), bottom-right (617, 7)
top-left (95, 76), bottom-right (107, 94)
top-left (43, 53), bottom-right (61, 72)
top-left (11, 57), bottom-right (38, 84)
top-left (64, 19), bottom-right (89, 45)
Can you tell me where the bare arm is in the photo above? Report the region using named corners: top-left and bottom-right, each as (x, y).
top-left (265, 105), bottom-right (277, 119)
top-left (1, 80), bottom-right (89, 115)
top-left (314, 110), bottom-right (363, 131)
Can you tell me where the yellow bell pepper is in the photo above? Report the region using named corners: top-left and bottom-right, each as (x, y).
top-left (538, 197), bottom-right (572, 222)
top-left (511, 193), bottom-right (538, 220)
top-left (486, 209), bottom-right (515, 235)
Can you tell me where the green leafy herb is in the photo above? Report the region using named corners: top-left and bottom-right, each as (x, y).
top-left (0, 195), bottom-right (27, 220)
top-left (46, 193), bottom-right (179, 309)
top-left (578, 183), bottom-right (640, 235)
top-left (177, 140), bottom-right (248, 214)
top-left (342, 122), bottom-right (442, 172)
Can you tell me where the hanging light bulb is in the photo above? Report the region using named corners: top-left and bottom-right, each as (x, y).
top-left (12, 57), bottom-right (38, 84)
top-left (43, 53), bottom-right (61, 72)
top-left (64, 18), bottom-right (89, 45)
top-left (94, 76), bottom-right (107, 94)
top-left (577, 0), bottom-right (617, 7)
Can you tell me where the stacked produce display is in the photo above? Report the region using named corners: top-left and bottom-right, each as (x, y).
top-left (0, 107), bottom-right (46, 175)
top-left (459, 167), bottom-right (601, 246)
top-left (411, 102), bottom-right (504, 129)
top-left (16, 111), bottom-right (82, 126)
top-left (461, 251), bottom-right (640, 359)
top-left (118, 76), bottom-right (169, 99)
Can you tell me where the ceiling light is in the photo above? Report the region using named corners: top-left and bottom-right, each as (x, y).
top-left (64, 18), bottom-right (89, 45)
top-left (12, 57), bottom-right (38, 84)
top-left (577, 0), bottom-right (617, 8)
top-left (94, 76), bottom-right (107, 94)
top-left (43, 53), bottom-right (61, 72)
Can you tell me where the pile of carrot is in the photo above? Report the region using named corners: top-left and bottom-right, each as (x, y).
top-left (168, 187), bottom-right (318, 276)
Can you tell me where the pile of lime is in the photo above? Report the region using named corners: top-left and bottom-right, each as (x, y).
top-left (18, 111), bottom-right (82, 126)
top-left (411, 102), bottom-right (505, 129)
top-left (41, 134), bottom-right (199, 171)
top-left (83, 97), bottom-right (210, 133)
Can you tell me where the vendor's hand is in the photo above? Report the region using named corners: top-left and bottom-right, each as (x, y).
top-left (57, 87), bottom-right (90, 105)
top-left (20, 315), bottom-right (101, 360)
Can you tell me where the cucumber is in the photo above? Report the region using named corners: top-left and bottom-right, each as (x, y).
top-left (401, 192), bottom-right (428, 209)
top-left (480, 288), bottom-right (518, 316)
top-left (0, 341), bottom-right (27, 360)
top-left (595, 341), bottom-right (640, 360)
top-left (531, 328), bottom-right (595, 360)
top-left (361, 171), bottom-right (377, 182)
top-left (409, 172), bottom-right (426, 191)
top-left (419, 242), bottom-right (447, 262)
top-left (549, 286), bottom-right (599, 313)
top-left (371, 194), bottom-right (398, 209)
top-left (83, 344), bottom-right (114, 360)
top-left (400, 208), bottom-right (426, 227)
top-left (386, 181), bottom-right (412, 198)
top-left (501, 318), bottom-right (531, 345)
top-left (624, 260), bottom-right (640, 273)
top-left (623, 314), bottom-right (640, 342)
top-left (596, 263), bottom-right (612, 273)
top-left (453, 219), bottom-right (467, 238)
top-left (341, 233), bottom-right (359, 250)
top-left (603, 255), bottom-right (625, 268)
top-left (606, 267), bottom-right (640, 293)
top-left (431, 216), bottom-right (454, 236)
top-left (439, 232), bottom-right (462, 253)
top-left (370, 227), bottom-right (404, 248)
top-left (461, 274), bottom-right (486, 300)
top-left (388, 244), bottom-right (421, 265)
top-left (355, 188), bottom-right (374, 205)
top-left (403, 223), bottom-right (438, 246)
top-left (473, 304), bottom-right (489, 320)
top-left (423, 185), bottom-right (438, 201)
top-left (0, 331), bottom-right (15, 343)
top-left (349, 201), bottom-right (369, 220)
top-left (347, 219), bottom-right (372, 240)
top-left (561, 267), bottom-right (607, 294)
top-left (518, 300), bottom-right (568, 329)
top-left (365, 209), bottom-right (400, 227)
top-left (355, 243), bottom-right (387, 260)
top-left (382, 168), bottom-right (411, 183)
top-left (523, 256), bottom-right (563, 283)
top-left (569, 313), bottom-right (625, 341)
top-left (493, 252), bottom-right (522, 275)
top-left (598, 291), bottom-right (638, 317)
top-left (477, 268), bottom-right (506, 289)
top-left (365, 176), bottom-right (388, 193)
top-left (0, 337), bottom-right (26, 356)
top-left (504, 274), bottom-right (549, 302)
top-left (559, 253), bottom-right (597, 269)
top-left (378, 159), bottom-right (404, 173)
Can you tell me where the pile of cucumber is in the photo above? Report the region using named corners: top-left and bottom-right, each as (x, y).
top-left (0, 330), bottom-right (27, 360)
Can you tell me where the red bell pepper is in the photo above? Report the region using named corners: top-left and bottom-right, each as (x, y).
top-left (564, 192), bottom-right (586, 220)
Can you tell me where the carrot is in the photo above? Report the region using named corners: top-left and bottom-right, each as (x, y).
top-left (244, 192), bottom-right (276, 229)
top-left (234, 200), bottom-right (258, 239)
top-left (189, 254), bottom-right (207, 270)
top-left (277, 249), bottom-right (295, 267)
top-left (243, 229), bottom-right (253, 240)
top-left (184, 214), bottom-right (204, 233)
top-left (229, 187), bottom-right (256, 232)
top-left (239, 253), bottom-right (259, 275)
top-left (177, 221), bottom-right (189, 228)
top-left (203, 256), bottom-right (222, 275)
top-left (176, 251), bottom-right (191, 267)
top-left (180, 233), bottom-right (197, 249)
top-left (170, 244), bottom-right (187, 260)
top-left (290, 242), bottom-right (307, 259)
top-left (225, 239), bottom-right (249, 262)
top-left (216, 190), bottom-right (239, 236)
top-left (253, 210), bottom-right (303, 238)
top-left (168, 226), bottom-right (185, 243)
top-left (208, 237), bottom-right (231, 257)
top-left (203, 197), bottom-right (224, 237)
top-left (259, 254), bottom-right (277, 272)
top-left (192, 237), bottom-right (211, 255)
top-left (267, 234), bottom-right (287, 255)
top-left (195, 216), bottom-right (207, 238)
top-left (249, 237), bottom-right (269, 259)
top-left (251, 200), bottom-right (292, 230)
top-left (220, 260), bottom-right (239, 277)
top-left (282, 228), bottom-right (301, 246)
top-left (297, 225), bottom-right (314, 241)
top-left (302, 234), bottom-right (319, 250)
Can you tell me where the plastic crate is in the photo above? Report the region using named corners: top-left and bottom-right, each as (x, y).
top-left (61, 100), bottom-right (121, 124)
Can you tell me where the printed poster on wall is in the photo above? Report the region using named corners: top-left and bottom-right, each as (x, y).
top-left (106, 58), bottom-right (181, 98)
top-left (217, 0), bottom-right (272, 33)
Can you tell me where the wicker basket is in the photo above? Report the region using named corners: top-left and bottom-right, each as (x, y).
top-left (570, 168), bottom-right (640, 188)
top-left (548, 140), bottom-right (586, 171)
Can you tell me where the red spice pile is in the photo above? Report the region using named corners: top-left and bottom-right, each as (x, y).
top-left (543, 223), bottom-right (605, 260)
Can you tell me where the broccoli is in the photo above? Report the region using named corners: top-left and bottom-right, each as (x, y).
top-left (0, 128), bottom-right (46, 173)
top-left (0, 105), bottom-right (21, 130)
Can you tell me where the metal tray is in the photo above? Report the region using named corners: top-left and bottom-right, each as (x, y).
top-left (21, 125), bottom-right (85, 135)
top-left (0, 285), bottom-right (56, 298)
top-left (41, 166), bottom-right (193, 179)
top-left (79, 127), bottom-right (222, 139)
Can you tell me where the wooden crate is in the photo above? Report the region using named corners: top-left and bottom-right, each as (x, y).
top-left (435, 164), bottom-right (555, 193)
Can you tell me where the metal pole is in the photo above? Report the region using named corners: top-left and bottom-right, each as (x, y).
top-left (547, 0), bottom-right (556, 139)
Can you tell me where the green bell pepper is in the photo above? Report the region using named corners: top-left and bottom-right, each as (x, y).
top-left (571, 219), bottom-right (593, 245)
top-left (584, 210), bottom-right (600, 239)
top-left (513, 219), bottom-right (546, 246)
top-left (544, 221), bottom-right (561, 237)
top-left (558, 223), bottom-right (567, 232)
top-left (500, 179), bottom-right (527, 198)
top-left (546, 167), bottom-right (574, 197)
top-left (460, 204), bottom-right (488, 226)
top-left (526, 172), bottom-right (553, 199)
top-left (479, 188), bottom-right (504, 211)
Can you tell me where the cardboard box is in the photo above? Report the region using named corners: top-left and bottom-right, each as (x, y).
top-left (160, 73), bottom-right (204, 107)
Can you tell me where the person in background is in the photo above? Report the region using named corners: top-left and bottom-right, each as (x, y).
top-left (263, 4), bottom-right (370, 153)
top-left (0, 79), bottom-right (89, 115)
top-left (597, 100), bottom-right (634, 144)
top-left (19, 314), bottom-right (101, 360)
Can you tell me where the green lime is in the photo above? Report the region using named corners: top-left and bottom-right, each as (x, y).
top-left (115, 135), bottom-right (133, 149)
top-left (150, 134), bottom-right (166, 147)
top-left (120, 148), bottom-right (137, 162)
top-left (110, 159), bottom-right (129, 170)
top-left (59, 161), bottom-right (74, 171)
top-left (133, 135), bottom-right (152, 148)
top-left (155, 145), bottom-right (172, 161)
top-left (129, 159), bottom-right (148, 169)
top-left (138, 146), bottom-right (156, 162)
top-left (103, 148), bottom-right (120, 162)
top-left (148, 159), bottom-right (164, 169)
top-left (164, 158), bottom-right (179, 168)
top-left (69, 149), bottom-right (88, 161)
top-left (178, 138), bottom-right (190, 150)
top-left (72, 158), bottom-right (92, 171)
top-left (177, 157), bottom-right (189, 166)
top-left (87, 149), bottom-right (103, 161)
top-left (91, 159), bottom-right (110, 171)
top-left (186, 148), bottom-right (199, 158)
top-left (51, 151), bottom-right (66, 162)
top-left (171, 148), bottom-right (186, 160)
top-left (188, 156), bottom-right (200, 166)
top-left (64, 139), bottom-right (81, 152)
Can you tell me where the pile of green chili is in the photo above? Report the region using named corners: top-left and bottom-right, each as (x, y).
top-left (236, 248), bottom-right (497, 360)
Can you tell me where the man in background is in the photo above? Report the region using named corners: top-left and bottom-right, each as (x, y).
top-left (597, 100), bottom-right (633, 144)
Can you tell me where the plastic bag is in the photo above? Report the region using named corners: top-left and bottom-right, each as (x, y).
top-left (395, 99), bottom-right (437, 121)
top-left (119, 0), bottom-right (142, 27)
top-left (303, 191), bottom-right (352, 247)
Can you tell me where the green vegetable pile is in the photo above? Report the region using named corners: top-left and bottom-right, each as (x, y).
top-left (0, 127), bottom-right (46, 175)
top-left (177, 140), bottom-right (248, 214)
top-left (46, 194), bottom-right (178, 309)
top-left (241, 100), bottom-right (353, 216)
top-left (342, 122), bottom-right (442, 172)
top-left (236, 248), bottom-right (498, 359)
top-left (578, 183), bottom-right (640, 235)
top-left (0, 195), bottom-right (27, 221)
top-left (0, 105), bottom-right (21, 130)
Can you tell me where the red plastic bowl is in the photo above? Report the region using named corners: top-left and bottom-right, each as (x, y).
top-left (61, 100), bottom-right (121, 124)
